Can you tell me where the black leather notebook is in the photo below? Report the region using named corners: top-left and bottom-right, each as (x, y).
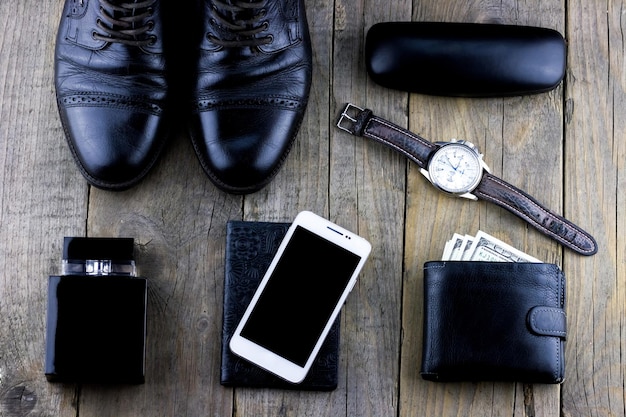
top-left (221, 221), bottom-right (340, 390)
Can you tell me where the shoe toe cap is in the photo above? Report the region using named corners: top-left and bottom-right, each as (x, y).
top-left (191, 106), bottom-right (303, 194)
top-left (60, 106), bottom-right (167, 190)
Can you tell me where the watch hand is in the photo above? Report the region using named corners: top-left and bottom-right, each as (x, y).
top-left (455, 155), bottom-right (464, 170)
top-left (444, 155), bottom-right (459, 171)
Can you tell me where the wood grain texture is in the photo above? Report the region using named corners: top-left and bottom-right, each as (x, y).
top-left (562, 1), bottom-right (626, 416)
top-left (0, 1), bottom-right (85, 416)
top-left (332, 0), bottom-right (410, 413)
top-left (80, 132), bottom-right (241, 416)
top-left (0, 0), bottom-right (623, 416)
top-left (234, 0), bottom-right (340, 415)
top-left (402, 1), bottom-right (565, 416)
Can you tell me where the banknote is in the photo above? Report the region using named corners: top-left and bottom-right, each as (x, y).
top-left (441, 233), bottom-right (464, 260)
top-left (442, 230), bottom-right (540, 263)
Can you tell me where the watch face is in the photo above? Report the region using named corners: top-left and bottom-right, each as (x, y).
top-left (428, 143), bottom-right (483, 194)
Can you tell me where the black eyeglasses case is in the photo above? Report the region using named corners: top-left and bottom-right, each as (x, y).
top-left (365, 22), bottom-right (566, 97)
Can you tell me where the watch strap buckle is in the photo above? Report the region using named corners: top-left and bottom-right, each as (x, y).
top-left (336, 103), bottom-right (370, 136)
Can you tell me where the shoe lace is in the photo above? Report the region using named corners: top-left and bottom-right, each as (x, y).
top-left (92, 0), bottom-right (157, 47)
top-left (208, 0), bottom-right (273, 48)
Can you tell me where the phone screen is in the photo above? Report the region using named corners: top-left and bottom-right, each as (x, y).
top-left (240, 225), bottom-right (362, 366)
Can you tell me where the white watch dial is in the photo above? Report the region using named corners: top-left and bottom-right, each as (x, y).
top-left (428, 143), bottom-right (483, 194)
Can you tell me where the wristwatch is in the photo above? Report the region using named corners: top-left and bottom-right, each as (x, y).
top-left (336, 103), bottom-right (597, 256)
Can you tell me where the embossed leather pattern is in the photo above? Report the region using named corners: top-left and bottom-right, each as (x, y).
top-left (221, 221), bottom-right (339, 390)
top-left (421, 261), bottom-right (566, 383)
top-left (336, 106), bottom-right (598, 256)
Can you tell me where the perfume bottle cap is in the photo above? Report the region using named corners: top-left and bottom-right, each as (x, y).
top-left (62, 237), bottom-right (136, 276)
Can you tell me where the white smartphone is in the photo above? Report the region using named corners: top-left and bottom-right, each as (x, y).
top-left (229, 211), bottom-right (372, 383)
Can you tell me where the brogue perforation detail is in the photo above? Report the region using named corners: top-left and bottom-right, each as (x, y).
top-left (60, 93), bottom-right (163, 114)
top-left (194, 97), bottom-right (306, 112)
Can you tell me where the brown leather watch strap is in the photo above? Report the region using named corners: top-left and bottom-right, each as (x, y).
top-left (337, 104), bottom-right (436, 169)
top-left (474, 173), bottom-right (597, 255)
top-left (336, 103), bottom-right (598, 256)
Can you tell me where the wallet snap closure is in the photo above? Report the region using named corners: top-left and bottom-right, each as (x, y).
top-left (527, 306), bottom-right (567, 339)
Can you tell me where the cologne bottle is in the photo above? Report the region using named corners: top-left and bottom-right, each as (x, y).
top-left (45, 237), bottom-right (147, 384)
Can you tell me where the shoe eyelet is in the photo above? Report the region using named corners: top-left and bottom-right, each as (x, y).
top-left (262, 21), bottom-right (269, 31)
top-left (148, 35), bottom-right (157, 46)
top-left (147, 21), bottom-right (154, 31)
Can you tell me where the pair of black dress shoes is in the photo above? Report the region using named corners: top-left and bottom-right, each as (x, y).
top-left (54, 0), bottom-right (312, 194)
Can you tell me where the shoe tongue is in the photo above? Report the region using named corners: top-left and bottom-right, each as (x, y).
top-left (209, 0), bottom-right (271, 47)
top-left (106, 0), bottom-right (151, 15)
top-left (96, 0), bottom-right (156, 46)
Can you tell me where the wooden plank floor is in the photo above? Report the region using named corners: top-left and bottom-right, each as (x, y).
top-left (0, 0), bottom-right (624, 416)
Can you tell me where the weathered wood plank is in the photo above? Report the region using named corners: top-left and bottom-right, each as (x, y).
top-left (332, 0), bottom-right (410, 415)
top-left (80, 133), bottom-right (242, 416)
top-left (233, 0), bottom-right (341, 415)
top-left (238, 0), bottom-right (410, 415)
top-left (562, 0), bottom-right (626, 416)
top-left (0, 1), bottom-right (86, 416)
top-left (401, 1), bottom-right (565, 416)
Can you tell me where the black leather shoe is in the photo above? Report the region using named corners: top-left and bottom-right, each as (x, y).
top-left (55, 0), bottom-right (170, 190)
top-left (189, 0), bottom-right (312, 194)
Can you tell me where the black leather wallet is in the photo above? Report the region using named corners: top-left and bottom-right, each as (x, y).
top-left (420, 261), bottom-right (566, 383)
top-left (366, 22), bottom-right (566, 97)
top-left (221, 221), bottom-right (340, 390)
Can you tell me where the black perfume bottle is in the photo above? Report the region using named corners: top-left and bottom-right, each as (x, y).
top-left (45, 237), bottom-right (147, 384)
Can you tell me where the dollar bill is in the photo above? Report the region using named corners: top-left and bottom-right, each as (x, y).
top-left (442, 230), bottom-right (540, 263)
top-left (442, 233), bottom-right (464, 260)
top-left (459, 234), bottom-right (475, 260)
